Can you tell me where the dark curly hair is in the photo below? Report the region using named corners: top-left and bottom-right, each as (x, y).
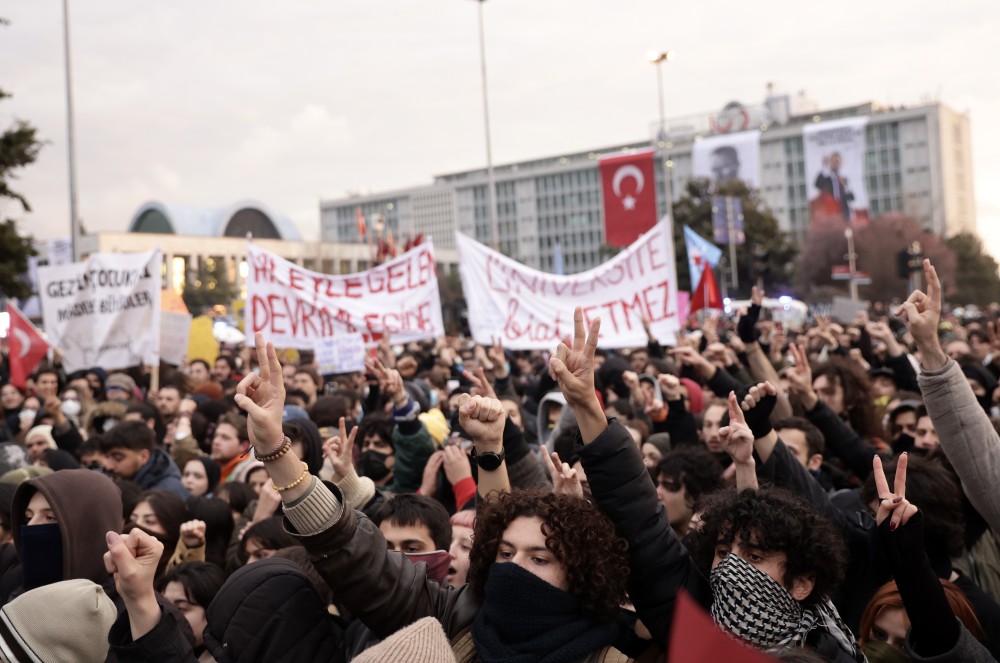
top-left (656, 446), bottom-right (723, 511)
top-left (690, 487), bottom-right (847, 605)
top-left (811, 358), bottom-right (879, 439)
top-left (468, 490), bottom-right (629, 621)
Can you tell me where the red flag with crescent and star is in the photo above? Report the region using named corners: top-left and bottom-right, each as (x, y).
top-left (7, 303), bottom-right (49, 389)
top-left (600, 150), bottom-right (658, 247)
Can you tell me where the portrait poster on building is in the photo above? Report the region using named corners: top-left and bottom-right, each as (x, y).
top-left (456, 219), bottom-right (680, 350)
top-left (38, 248), bottom-right (163, 372)
top-left (804, 116), bottom-right (870, 228)
top-left (691, 130), bottom-right (761, 189)
top-left (245, 242), bottom-right (444, 348)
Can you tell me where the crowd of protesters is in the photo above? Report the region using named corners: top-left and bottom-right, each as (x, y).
top-left (0, 258), bottom-right (998, 662)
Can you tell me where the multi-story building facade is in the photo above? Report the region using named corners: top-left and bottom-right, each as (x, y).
top-left (320, 94), bottom-right (975, 275)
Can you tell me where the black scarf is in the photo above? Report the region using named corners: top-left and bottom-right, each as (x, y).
top-left (471, 562), bottom-right (620, 663)
top-left (20, 523), bottom-right (63, 590)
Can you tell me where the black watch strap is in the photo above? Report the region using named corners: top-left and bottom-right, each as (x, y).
top-left (471, 447), bottom-right (505, 472)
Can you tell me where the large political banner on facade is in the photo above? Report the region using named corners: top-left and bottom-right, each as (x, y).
top-left (245, 242), bottom-right (444, 348)
top-left (457, 220), bottom-right (679, 349)
top-left (804, 116), bottom-right (869, 228)
top-left (38, 248), bottom-right (162, 372)
top-left (691, 130), bottom-right (761, 189)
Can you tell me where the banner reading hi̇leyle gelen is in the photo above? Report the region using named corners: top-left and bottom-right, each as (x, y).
top-left (245, 241), bottom-right (444, 348)
top-left (38, 248), bottom-right (162, 372)
top-left (456, 219), bottom-right (679, 350)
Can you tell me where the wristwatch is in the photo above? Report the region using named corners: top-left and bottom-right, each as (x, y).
top-left (471, 447), bottom-right (506, 472)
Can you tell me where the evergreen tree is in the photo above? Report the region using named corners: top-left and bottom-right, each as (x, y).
top-left (946, 232), bottom-right (1000, 306)
top-left (0, 25), bottom-right (42, 301)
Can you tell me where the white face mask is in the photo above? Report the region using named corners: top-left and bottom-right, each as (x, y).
top-left (19, 409), bottom-right (37, 424)
top-left (61, 399), bottom-right (82, 417)
top-left (102, 418), bottom-right (118, 433)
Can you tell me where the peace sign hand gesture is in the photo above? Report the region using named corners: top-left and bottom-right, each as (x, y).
top-left (541, 447), bottom-right (584, 499)
top-left (322, 416), bottom-right (359, 479)
top-left (872, 453), bottom-right (918, 531)
top-left (548, 307), bottom-right (600, 411)
top-left (235, 332), bottom-right (286, 453)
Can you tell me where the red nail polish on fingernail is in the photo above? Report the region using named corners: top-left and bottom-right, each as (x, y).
top-left (893, 497), bottom-right (903, 504)
top-left (890, 522), bottom-right (897, 531)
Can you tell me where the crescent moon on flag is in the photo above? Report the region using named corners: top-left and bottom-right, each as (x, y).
top-left (13, 327), bottom-right (31, 359)
top-left (612, 165), bottom-right (644, 198)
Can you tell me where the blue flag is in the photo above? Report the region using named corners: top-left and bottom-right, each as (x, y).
top-left (683, 226), bottom-right (722, 290)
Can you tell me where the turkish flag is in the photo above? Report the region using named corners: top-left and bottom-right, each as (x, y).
top-left (600, 150), bottom-right (658, 247)
top-left (668, 591), bottom-right (778, 662)
top-left (7, 303), bottom-right (49, 389)
top-left (690, 265), bottom-right (722, 314)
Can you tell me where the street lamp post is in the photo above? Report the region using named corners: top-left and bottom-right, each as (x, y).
top-left (845, 227), bottom-right (859, 301)
top-left (647, 50), bottom-right (674, 230)
top-left (474, 0), bottom-right (500, 251)
top-left (62, 0), bottom-right (81, 261)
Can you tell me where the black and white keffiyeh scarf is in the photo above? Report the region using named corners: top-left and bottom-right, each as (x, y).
top-left (710, 552), bottom-right (865, 662)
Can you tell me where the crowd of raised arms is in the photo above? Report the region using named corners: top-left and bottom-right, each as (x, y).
top-left (0, 259), bottom-right (999, 662)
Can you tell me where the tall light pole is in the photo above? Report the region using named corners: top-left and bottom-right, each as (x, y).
top-left (845, 227), bottom-right (859, 301)
top-left (474, 0), bottom-right (500, 250)
top-left (62, 0), bottom-right (82, 261)
top-left (646, 50), bottom-right (674, 230)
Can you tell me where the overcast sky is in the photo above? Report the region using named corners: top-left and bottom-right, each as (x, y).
top-left (3, 1), bottom-right (999, 258)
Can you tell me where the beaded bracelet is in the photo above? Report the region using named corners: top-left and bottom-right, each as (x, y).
top-left (255, 436), bottom-right (292, 463)
top-left (272, 462), bottom-right (310, 492)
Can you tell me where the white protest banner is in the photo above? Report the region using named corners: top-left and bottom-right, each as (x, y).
top-left (315, 332), bottom-right (366, 375)
top-left (160, 311), bottom-right (193, 366)
top-left (804, 116), bottom-right (870, 227)
top-left (457, 219), bottom-right (679, 349)
top-left (38, 248), bottom-right (162, 372)
top-left (246, 241), bottom-right (444, 348)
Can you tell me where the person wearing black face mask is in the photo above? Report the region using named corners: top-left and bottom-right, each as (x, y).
top-left (3, 469), bottom-right (122, 602)
top-left (355, 414), bottom-right (396, 486)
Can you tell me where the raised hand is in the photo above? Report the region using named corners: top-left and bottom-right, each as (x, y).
top-left (541, 447), bottom-right (584, 499)
top-left (740, 381), bottom-right (778, 440)
top-left (737, 286), bottom-right (764, 343)
top-left (104, 529), bottom-right (164, 640)
top-left (548, 308), bottom-right (601, 410)
top-left (786, 343), bottom-right (818, 410)
top-left (179, 520), bottom-right (206, 549)
top-left (669, 345), bottom-right (715, 378)
top-left (487, 336), bottom-right (509, 379)
top-left (658, 373), bottom-right (682, 402)
top-left (442, 444), bottom-right (473, 486)
top-left (895, 259), bottom-right (946, 371)
top-left (105, 529), bottom-right (164, 599)
top-left (462, 366), bottom-right (498, 401)
top-left (872, 453), bottom-right (918, 531)
top-left (235, 332), bottom-right (286, 453)
top-left (419, 450), bottom-right (444, 496)
top-left (366, 356), bottom-right (407, 407)
top-left (322, 416), bottom-right (359, 479)
top-left (719, 392), bottom-right (754, 465)
top-left (457, 393), bottom-right (506, 451)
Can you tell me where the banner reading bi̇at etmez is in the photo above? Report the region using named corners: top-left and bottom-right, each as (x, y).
top-left (245, 242), bottom-right (444, 348)
top-left (38, 248), bottom-right (162, 372)
top-left (456, 220), bottom-right (680, 350)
